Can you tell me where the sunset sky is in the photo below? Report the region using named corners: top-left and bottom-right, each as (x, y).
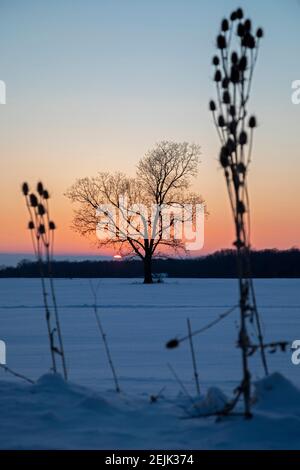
top-left (0, 0), bottom-right (299, 262)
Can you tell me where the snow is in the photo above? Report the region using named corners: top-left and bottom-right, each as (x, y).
top-left (0, 278), bottom-right (299, 449)
top-left (191, 387), bottom-right (229, 416)
top-left (0, 371), bottom-right (300, 449)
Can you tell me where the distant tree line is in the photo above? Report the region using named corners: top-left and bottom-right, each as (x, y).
top-left (1, 249), bottom-right (299, 278)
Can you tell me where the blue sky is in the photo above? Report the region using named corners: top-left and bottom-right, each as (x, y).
top-left (0, 0), bottom-right (299, 258)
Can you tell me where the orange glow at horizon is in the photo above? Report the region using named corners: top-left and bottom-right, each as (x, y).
top-left (1, 162), bottom-right (299, 258)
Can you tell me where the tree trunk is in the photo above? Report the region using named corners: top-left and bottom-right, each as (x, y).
top-left (143, 255), bottom-right (153, 284)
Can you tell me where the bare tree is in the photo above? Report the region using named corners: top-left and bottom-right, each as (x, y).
top-left (66, 141), bottom-right (205, 283)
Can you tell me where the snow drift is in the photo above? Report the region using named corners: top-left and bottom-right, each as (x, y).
top-left (0, 372), bottom-right (300, 449)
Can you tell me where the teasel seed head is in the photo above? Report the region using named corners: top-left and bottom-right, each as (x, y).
top-left (237, 162), bottom-right (246, 174)
top-left (38, 203), bottom-right (45, 216)
top-left (231, 51), bottom-right (238, 64)
top-left (217, 34), bottom-right (226, 49)
top-left (38, 224), bottom-right (46, 235)
top-left (237, 200), bottom-right (246, 214)
top-left (237, 23), bottom-right (245, 37)
top-left (222, 77), bottom-right (230, 89)
top-left (249, 116), bottom-right (257, 128)
top-left (226, 138), bottom-right (236, 155)
top-left (221, 18), bottom-right (229, 32)
top-left (218, 115), bottom-right (225, 127)
top-left (229, 120), bottom-right (237, 135)
top-left (256, 28), bottom-right (264, 39)
top-left (236, 8), bottom-right (244, 19)
top-left (242, 33), bottom-right (255, 49)
top-left (239, 131), bottom-right (248, 145)
top-left (229, 105), bottom-right (236, 117)
top-left (239, 56), bottom-right (247, 72)
top-left (43, 189), bottom-right (49, 199)
top-left (209, 100), bottom-right (216, 111)
top-left (223, 91), bottom-right (231, 104)
top-left (230, 11), bottom-right (237, 21)
top-left (230, 66), bottom-right (240, 84)
top-left (214, 69), bottom-right (222, 82)
top-left (233, 172), bottom-right (241, 189)
top-left (166, 339), bottom-right (179, 349)
top-left (49, 221), bottom-right (56, 230)
top-left (212, 55), bottom-right (220, 66)
top-left (29, 193), bottom-right (38, 207)
top-left (28, 221), bottom-right (35, 230)
top-left (220, 146), bottom-right (230, 168)
top-left (37, 182), bottom-right (44, 195)
top-left (244, 19), bottom-right (252, 32)
top-left (22, 182), bottom-right (29, 196)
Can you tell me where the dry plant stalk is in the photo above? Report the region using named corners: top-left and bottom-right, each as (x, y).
top-left (0, 364), bottom-right (35, 385)
top-left (209, 8), bottom-right (287, 418)
top-left (187, 318), bottom-right (200, 395)
top-left (89, 281), bottom-right (120, 393)
top-left (21, 182), bottom-right (68, 380)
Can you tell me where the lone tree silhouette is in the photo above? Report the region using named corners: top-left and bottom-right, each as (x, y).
top-left (66, 141), bottom-right (205, 283)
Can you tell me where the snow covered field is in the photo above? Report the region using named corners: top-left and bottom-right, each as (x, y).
top-left (0, 278), bottom-right (299, 449)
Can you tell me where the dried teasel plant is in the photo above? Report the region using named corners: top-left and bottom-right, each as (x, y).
top-left (165, 8), bottom-right (288, 419)
top-left (209, 8), bottom-right (287, 418)
top-left (21, 182), bottom-right (68, 380)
